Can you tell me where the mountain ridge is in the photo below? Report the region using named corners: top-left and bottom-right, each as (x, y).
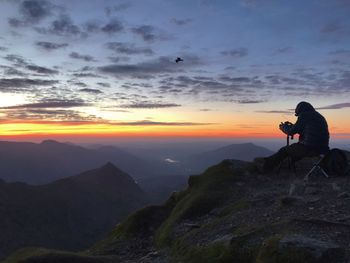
top-left (0, 140), bottom-right (159, 184)
top-left (0, 162), bottom-right (147, 261)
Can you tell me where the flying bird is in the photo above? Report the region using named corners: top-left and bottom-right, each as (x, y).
top-left (175, 57), bottom-right (183, 63)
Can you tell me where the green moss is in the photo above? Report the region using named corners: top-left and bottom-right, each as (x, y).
top-left (92, 192), bottom-right (179, 253)
top-left (172, 239), bottom-right (234, 263)
top-left (219, 199), bottom-right (250, 217)
top-left (156, 160), bottom-right (242, 247)
top-left (2, 247), bottom-right (50, 263)
top-left (1, 247), bottom-right (89, 263)
top-left (256, 235), bottom-right (282, 263)
top-left (256, 235), bottom-right (315, 263)
top-left (173, 232), bottom-right (261, 263)
top-left (229, 232), bottom-right (261, 262)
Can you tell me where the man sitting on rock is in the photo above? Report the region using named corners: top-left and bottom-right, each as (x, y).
top-left (259, 101), bottom-right (330, 172)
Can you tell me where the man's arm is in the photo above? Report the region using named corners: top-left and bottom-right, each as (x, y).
top-left (288, 116), bottom-right (305, 135)
top-left (279, 116), bottom-right (305, 136)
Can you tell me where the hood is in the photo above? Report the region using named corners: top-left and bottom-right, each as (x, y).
top-left (295, 101), bottom-right (315, 116)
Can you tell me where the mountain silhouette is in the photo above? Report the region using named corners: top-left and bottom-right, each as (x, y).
top-left (0, 162), bottom-right (147, 260)
top-left (0, 140), bottom-right (163, 184)
top-left (184, 142), bottom-right (274, 173)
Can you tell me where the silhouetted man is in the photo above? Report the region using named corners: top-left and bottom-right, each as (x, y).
top-left (262, 101), bottom-right (329, 172)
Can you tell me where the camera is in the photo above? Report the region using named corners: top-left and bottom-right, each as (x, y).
top-left (279, 121), bottom-right (294, 139)
top-left (283, 121), bottom-right (293, 126)
top-left (279, 121), bottom-right (292, 130)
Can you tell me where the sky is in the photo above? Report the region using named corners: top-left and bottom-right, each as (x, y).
top-left (0, 0), bottom-right (350, 142)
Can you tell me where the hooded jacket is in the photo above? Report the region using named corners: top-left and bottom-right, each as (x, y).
top-left (288, 102), bottom-right (329, 152)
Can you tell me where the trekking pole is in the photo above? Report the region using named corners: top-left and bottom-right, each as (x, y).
top-left (286, 134), bottom-right (296, 173)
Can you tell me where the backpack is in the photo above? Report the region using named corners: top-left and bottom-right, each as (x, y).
top-left (321, 148), bottom-right (349, 176)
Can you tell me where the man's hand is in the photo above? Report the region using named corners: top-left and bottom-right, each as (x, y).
top-left (279, 121), bottom-right (293, 135)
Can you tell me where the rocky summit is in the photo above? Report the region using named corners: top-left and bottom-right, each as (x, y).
top-left (3, 153), bottom-right (350, 263)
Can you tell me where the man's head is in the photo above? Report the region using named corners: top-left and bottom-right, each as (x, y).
top-left (295, 101), bottom-right (315, 116)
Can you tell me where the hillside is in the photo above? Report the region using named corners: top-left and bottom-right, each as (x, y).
top-left (0, 140), bottom-right (163, 184)
top-left (4, 152), bottom-right (350, 263)
top-left (0, 162), bottom-right (147, 260)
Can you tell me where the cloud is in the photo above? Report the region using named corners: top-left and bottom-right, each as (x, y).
top-left (171, 18), bottom-right (192, 26)
top-left (329, 49), bottom-right (350, 55)
top-left (131, 25), bottom-right (165, 42)
top-left (36, 41), bottom-right (68, 51)
top-left (105, 3), bottom-right (132, 15)
top-left (321, 21), bottom-right (344, 33)
top-left (83, 21), bottom-right (101, 33)
top-left (265, 75), bottom-right (307, 86)
top-left (240, 0), bottom-right (273, 8)
top-left (13, 4), bottom-right (122, 37)
top-left (0, 111), bottom-right (212, 126)
top-left (119, 102), bottom-right (181, 109)
top-left (70, 66), bottom-right (102, 78)
top-left (115, 120), bottom-right (212, 126)
top-left (69, 52), bottom-right (96, 62)
top-left (0, 46), bottom-right (8, 52)
top-left (96, 82), bottom-right (111, 88)
top-left (237, 99), bottom-right (264, 104)
top-left (83, 19), bottom-right (124, 35)
top-left (111, 92), bottom-right (148, 102)
top-left (37, 14), bottom-right (86, 37)
top-left (219, 76), bottom-right (252, 82)
top-left (107, 56), bottom-right (130, 63)
top-left (1, 99), bottom-right (89, 109)
top-left (101, 19), bottom-right (124, 34)
top-left (72, 72), bottom-right (102, 78)
top-left (98, 56), bottom-right (201, 78)
top-left (275, 47), bottom-right (293, 54)
top-left (68, 81), bottom-right (87, 87)
top-left (26, 64), bottom-right (59, 74)
top-left (221, 48), bottom-right (248, 58)
top-left (79, 66), bottom-right (94, 71)
top-left (8, 18), bottom-right (26, 27)
top-left (256, 110), bottom-right (292, 114)
top-left (158, 75), bottom-right (245, 98)
top-left (8, 0), bottom-right (55, 27)
top-left (0, 78), bottom-right (58, 91)
top-left (2, 108), bottom-right (100, 122)
top-left (4, 54), bottom-right (28, 66)
top-left (0, 66), bottom-right (28, 77)
top-left (316, 103), bottom-right (350, 110)
top-left (320, 21), bottom-right (349, 42)
top-left (106, 42), bottom-right (154, 55)
top-left (79, 88), bottom-right (103, 94)
top-left (4, 54), bottom-right (58, 75)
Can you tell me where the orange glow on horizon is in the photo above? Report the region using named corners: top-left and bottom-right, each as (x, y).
top-left (0, 119), bottom-right (281, 138)
top-left (1, 119), bottom-right (349, 141)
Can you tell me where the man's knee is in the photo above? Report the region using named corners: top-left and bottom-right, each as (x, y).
top-left (285, 143), bottom-right (309, 159)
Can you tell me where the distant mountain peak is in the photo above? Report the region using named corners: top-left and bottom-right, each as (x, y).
top-left (40, 139), bottom-right (60, 145)
top-left (71, 162), bottom-right (137, 188)
top-left (99, 161), bottom-right (120, 172)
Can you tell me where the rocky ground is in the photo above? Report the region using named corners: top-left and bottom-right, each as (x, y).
top-left (3, 153), bottom-right (350, 263)
top-left (102, 157), bottom-right (350, 263)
